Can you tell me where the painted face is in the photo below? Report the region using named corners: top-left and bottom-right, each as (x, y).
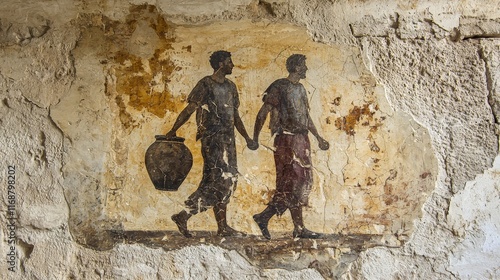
top-left (219, 57), bottom-right (234, 75)
top-left (295, 60), bottom-right (307, 79)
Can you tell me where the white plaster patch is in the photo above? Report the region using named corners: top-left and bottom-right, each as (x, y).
top-left (447, 155), bottom-right (500, 279)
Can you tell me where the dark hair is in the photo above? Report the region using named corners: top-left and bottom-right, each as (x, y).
top-left (286, 54), bottom-right (306, 73)
top-left (209, 50), bottom-right (232, 70)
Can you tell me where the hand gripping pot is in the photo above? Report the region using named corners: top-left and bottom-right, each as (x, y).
top-left (145, 135), bottom-right (193, 191)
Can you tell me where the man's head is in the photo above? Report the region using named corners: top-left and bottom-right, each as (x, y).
top-left (210, 50), bottom-right (233, 75)
top-left (286, 54), bottom-right (307, 79)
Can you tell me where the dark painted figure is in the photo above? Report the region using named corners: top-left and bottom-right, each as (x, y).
top-left (252, 54), bottom-right (329, 239)
top-left (167, 51), bottom-right (258, 237)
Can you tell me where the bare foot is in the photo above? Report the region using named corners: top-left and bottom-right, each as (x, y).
top-left (171, 213), bottom-right (192, 238)
top-left (253, 214), bottom-right (271, 240)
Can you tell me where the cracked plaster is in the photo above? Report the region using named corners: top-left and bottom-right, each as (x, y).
top-left (0, 1), bottom-right (499, 279)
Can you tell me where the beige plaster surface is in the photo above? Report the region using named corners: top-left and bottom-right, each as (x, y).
top-left (48, 8), bottom-right (436, 239)
top-left (0, 1), bottom-right (499, 279)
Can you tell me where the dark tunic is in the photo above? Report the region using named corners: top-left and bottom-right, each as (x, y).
top-left (184, 76), bottom-right (239, 214)
top-left (263, 78), bottom-right (313, 215)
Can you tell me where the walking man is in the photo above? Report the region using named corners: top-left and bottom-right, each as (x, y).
top-left (252, 54), bottom-right (329, 239)
top-left (167, 50), bottom-right (257, 237)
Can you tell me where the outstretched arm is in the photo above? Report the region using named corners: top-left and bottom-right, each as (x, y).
top-left (307, 114), bottom-right (329, 150)
top-left (166, 102), bottom-right (197, 138)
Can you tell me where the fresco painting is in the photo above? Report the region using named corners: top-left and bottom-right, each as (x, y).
top-left (50, 6), bottom-right (437, 250)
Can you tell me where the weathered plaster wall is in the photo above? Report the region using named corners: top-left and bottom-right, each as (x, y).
top-left (0, 0), bottom-right (499, 279)
top-left (52, 7), bottom-right (436, 239)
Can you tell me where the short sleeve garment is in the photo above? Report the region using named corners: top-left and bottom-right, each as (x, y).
top-left (188, 76), bottom-right (239, 140)
top-left (262, 78), bottom-right (310, 135)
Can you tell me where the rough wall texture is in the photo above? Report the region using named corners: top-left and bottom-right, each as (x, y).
top-left (0, 0), bottom-right (499, 279)
top-left (53, 8), bottom-right (436, 240)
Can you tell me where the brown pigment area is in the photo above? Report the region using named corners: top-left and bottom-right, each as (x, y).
top-left (112, 48), bottom-right (179, 119)
top-left (334, 103), bottom-right (381, 136)
top-left (77, 5), bottom-right (183, 128)
top-left (111, 5), bottom-right (180, 122)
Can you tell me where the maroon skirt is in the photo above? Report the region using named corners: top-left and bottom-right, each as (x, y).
top-left (269, 133), bottom-right (313, 215)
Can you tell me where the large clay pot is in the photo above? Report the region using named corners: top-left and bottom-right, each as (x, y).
top-left (145, 135), bottom-right (193, 191)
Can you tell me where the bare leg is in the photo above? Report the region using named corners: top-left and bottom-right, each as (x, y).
top-left (171, 210), bottom-right (193, 238)
top-left (290, 207), bottom-right (323, 239)
top-left (253, 206), bottom-right (276, 240)
top-left (214, 203), bottom-right (246, 237)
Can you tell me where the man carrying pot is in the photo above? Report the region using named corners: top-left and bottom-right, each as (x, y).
top-left (166, 50), bottom-right (258, 237)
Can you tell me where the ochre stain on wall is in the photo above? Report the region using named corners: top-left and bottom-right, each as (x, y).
top-left (112, 49), bottom-right (178, 118)
top-left (335, 103), bottom-right (380, 136)
top-left (110, 5), bottom-right (181, 126)
top-left (74, 5), bottom-right (187, 130)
